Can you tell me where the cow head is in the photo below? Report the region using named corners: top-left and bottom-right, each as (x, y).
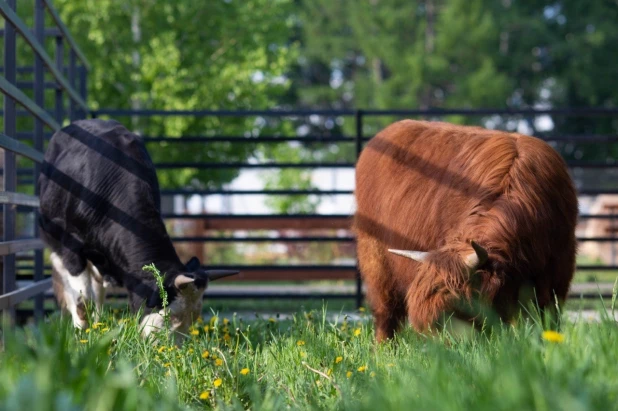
top-left (387, 240), bottom-right (490, 331)
top-left (140, 257), bottom-right (239, 341)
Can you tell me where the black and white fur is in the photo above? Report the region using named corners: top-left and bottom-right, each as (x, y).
top-left (38, 119), bottom-right (222, 338)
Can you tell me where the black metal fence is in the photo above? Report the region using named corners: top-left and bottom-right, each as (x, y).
top-left (0, 0), bottom-right (88, 323)
top-left (83, 106), bottom-right (618, 307)
top-left (5, 106), bottom-right (618, 315)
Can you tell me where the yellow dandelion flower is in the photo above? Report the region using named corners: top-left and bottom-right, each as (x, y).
top-left (199, 391), bottom-right (210, 400)
top-left (209, 316), bottom-right (218, 326)
top-left (354, 328), bottom-right (362, 337)
top-left (542, 330), bottom-right (565, 343)
top-left (202, 350), bottom-right (210, 359)
top-left (346, 371), bottom-right (353, 378)
top-left (223, 318), bottom-right (230, 325)
top-left (215, 359), bottom-right (223, 366)
top-left (168, 346), bottom-right (175, 352)
top-left (203, 325), bottom-right (210, 332)
top-left (197, 317), bottom-right (204, 324)
top-left (158, 346), bottom-right (166, 353)
top-left (163, 362), bottom-right (171, 367)
top-left (190, 329), bottom-right (199, 336)
top-left (240, 368), bottom-right (250, 375)
top-left (188, 348), bottom-right (194, 354)
top-left (101, 327), bottom-right (109, 333)
top-left (335, 356), bottom-right (343, 364)
top-left (79, 339), bottom-right (88, 344)
top-left (357, 365), bottom-right (367, 372)
top-left (327, 368), bottom-right (333, 376)
top-left (214, 378), bottom-right (223, 388)
top-left (92, 322), bottom-right (103, 329)
top-left (359, 307), bottom-right (366, 312)
top-left (297, 340), bottom-right (305, 346)
top-left (85, 328), bottom-right (91, 334)
top-left (223, 334), bottom-right (231, 342)
top-left (268, 317), bottom-right (276, 323)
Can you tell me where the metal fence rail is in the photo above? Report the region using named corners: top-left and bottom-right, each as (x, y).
top-left (0, 0), bottom-right (88, 321)
top-left (83, 106), bottom-right (618, 307)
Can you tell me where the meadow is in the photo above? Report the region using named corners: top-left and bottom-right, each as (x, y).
top-left (1, 290), bottom-right (618, 411)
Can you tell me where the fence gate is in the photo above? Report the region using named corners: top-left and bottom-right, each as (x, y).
top-left (0, 0), bottom-right (88, 325)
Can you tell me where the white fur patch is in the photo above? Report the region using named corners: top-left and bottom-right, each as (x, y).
top-left (88, 261), bottom-right (107, 319)
top-left (140, 310), bottom-right (167, 338)
top-left (50, 252), bottom-right (107, 328)
top-left (140, 283), bottom-right (206, 343)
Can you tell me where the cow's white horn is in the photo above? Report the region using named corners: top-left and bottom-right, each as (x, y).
top-left (388, 249), bottom-right (429, 262)
top-left (174, 274), bottom-right (195, 288)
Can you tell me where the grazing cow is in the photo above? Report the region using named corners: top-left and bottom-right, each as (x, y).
top-left (354, 120), bottom-right (578, 341)
top-left (38, 119), bottom-right (238, 338)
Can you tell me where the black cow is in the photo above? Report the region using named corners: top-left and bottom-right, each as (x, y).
top-left (38, 119), bottom-right (237, 338)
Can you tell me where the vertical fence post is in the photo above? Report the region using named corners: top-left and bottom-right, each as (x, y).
top-left (79, 65), bottom-right (87, 119)
top-left (354, 110), bottom-right (364, 309)
top-left (68, 49), bottom-right (76, 121)
top-left (610, 207), bottom-right (616, 266)
top-left (33, 0), bottom-right (45, 320)
top-left (2, 0), bottom-right (18, 324)
top-left (54, 34), bottom-right (64, 124)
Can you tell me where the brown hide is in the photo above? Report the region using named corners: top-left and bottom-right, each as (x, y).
top-left (354, 120), bottom-right (578, 341)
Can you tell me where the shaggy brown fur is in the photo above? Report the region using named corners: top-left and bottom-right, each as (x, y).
top-left (354, 120), bottom-right (578, 341)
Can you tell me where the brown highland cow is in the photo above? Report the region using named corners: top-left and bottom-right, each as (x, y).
top-left (354, 120), bottom-right (578, 341)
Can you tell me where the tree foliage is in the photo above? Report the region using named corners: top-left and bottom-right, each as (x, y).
top-left (296, 0), bottom-right (618, 193)
top-left (49, 0), bottom-right (618, 204)
top-left (54, 0), bottom-right (297, 189)
top-left (298, 0), bottom-right (618, 122)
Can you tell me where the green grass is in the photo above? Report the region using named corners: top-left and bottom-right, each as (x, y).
top-left (1, 299), bottom-right (618, 411)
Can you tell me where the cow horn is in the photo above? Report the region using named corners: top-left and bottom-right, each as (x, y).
top-left (388, 249), bottom-right (429, 262)
top-left (204, 269), bottom-right (240, 281)
top-left (464, 241), bottom-right (488, 269)
top-left (174, 274), bottom-right (195, 289)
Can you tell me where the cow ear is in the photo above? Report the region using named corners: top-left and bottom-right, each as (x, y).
top-left (193, 270), bottom-right (209, 289)
top-left (185, 257), bottom-right (201, 272)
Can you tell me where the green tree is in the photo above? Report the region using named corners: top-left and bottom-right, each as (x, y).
top-left (296, 0), bottom-right (618, 195)
top-left (298, 0), bottom-right (618, 125)
top-left (299, 0), bottom-right (512, 132)
top-left (54, 0), bottom-right (297, 189)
